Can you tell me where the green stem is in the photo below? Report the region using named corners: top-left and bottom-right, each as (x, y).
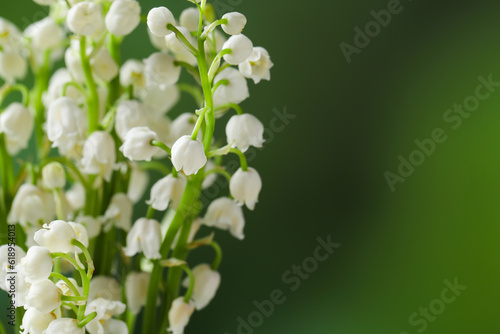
top-left (62, 81), bottom-right (86, 97)
top-left (62, 295), bottom-right (88, 302)
top-left (146, 205), bottom-right (155, 219)
top-left (0, 134), bottom-right (14, 208)
top-left (229, 148), bottom-right (248, 171)
top-left (0, 84), bottom-right (30, 107)
top-left (210, 241), bottom-right (222, 270)
top-left (151, 140), bottom-right (171, 155)
top-left (179, 264), bottom-right (195, 302)
top-left (78, 311), bottom-right (97, 327)
top-left (214, 103), bottom-right (244, 115)
top-left (80, 37), bottom-right (99, 134)
top-left (53, 189), bottom-right (65, 220)
top-left (107, 34), bottom-right (121, 107)
top-left (32, 50), bottom-right (50, 161)
top-left (167, 24), bottom-right (198, 56)
top-left (62, 302), bottom-right (79, 315)
top-left (191, 107), bottom-right (208, 140)
top-left (178, 83), bottom-right (204, 107)
top-left (50, 272), bottom-right (81, 296)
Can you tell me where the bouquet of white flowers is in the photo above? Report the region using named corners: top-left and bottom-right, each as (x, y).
top-left (0, 0), bottom-right (273, 333)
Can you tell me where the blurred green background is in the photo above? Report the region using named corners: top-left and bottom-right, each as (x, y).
top-left (2, 0), bottom-right (500, 333)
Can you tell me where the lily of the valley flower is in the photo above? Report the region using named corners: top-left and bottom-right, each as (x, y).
top-left (204, 197), bottom-right (245, 240)
top-left (239, 47), bottom-right (274, 84)
top-left (81, 131), bottom-right (116, 182)
top-left (120, 126), bottom-right (161, 162)
top-left (179, 8), bottom-right (199, 32)
top-left (104, 193), bottom-right (133, 231)
top-left (18, 246), bottom-right (53, 284)
top-left (42, 162), bottom-right (66, 190)
top-left (90, 47), bottom-right (119, 82)
top-left (85, 298), bottom-right (128, 334)
top-left (147, 174), bottom-right (187, 211)
top-left (226, 113), bottom-right (264, 152)
top-left (222, 34), bottom-right (253, 65)
top-left (171, 135), bottom-right (207, 175)
top-left (66, 1), bottom-right (103, 36)
top-left (25, 279), bottom-right (62, 313)
top-left (144, 52), bottom-right (181, 88)
top-left (8, 184), bottom-right (55, 228)
top-left (168, 297), bottom-right (195, 334)
top-left (125, 272), bottom-right (151, 315)
top-left (221, 12), bottom-right (247, 35)
top-left (105, 0), bottom-right (141, 36)
top-left (230, 167), bottom-right (262, 210)
top-left (45, 318), bottom-right (84, 334)
top-left (88, 276), bottom-right (122, 302)
top-left (25, 17), bottom-right (64, 51)
top-left (213, 67), bottom-right (249, 107)
top-left (147, 7), bottom-right (176, 37)
top-left (33, 220), bottom-right (77, 253)
top-left (21, 307), bottom-right (56, 334)
top-left (124, 218), bottom-right (162, 259)
top-left (182, 264), bottom-right (221, 310)
top-left (0, 51), bottom-right (27, 82)
top-left (0, 102), bottom-right (34, 155)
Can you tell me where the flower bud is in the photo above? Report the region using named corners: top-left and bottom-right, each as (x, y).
top-left (21, 307), bottom-right (56, 334)
top-left (25, 17), bottom-right (64, 51)
top-left (147, 174), bottom-right (187, 211)
top-left (204, 197), bottom-right (245, 240)
top-left (226, 113), bottom-right (264, 152)
top-left (168, 297), bottom-right (195, 334)
top-left (120, 126), bottom-right (161, 161)
top-left (144, 52), bottom-right (181, 88)
top-left (104, 193), bottom-right (133, 231)
top-left (0, 102), bottom-right (34, 155)
top-left (124, 218), bottom-right (162, 259)
top-left (34, 220), bottom-right (77, 253)
top-left (182, 264), bottom-right (221, 310)
top-left (180, 7), bottom-right (199, 32)
top-left (221, 12), bottom-right (247, 35)
top-left (171, 135), bottom-right (207, 175)
top-left (105, 0), bottom-right (141, 36)
top-left (125, 272), bottom-right (150, 315)
top-left (18, 246), bottom-right (53, 284)
top-left (42, 162), bottom-right (66, 189)
top-left (25, 279), bottom-right (62, 313)
top-left (222, 34), bottom-right (253, 65)
top-left (66, 1), bottom-right (103, 36)
top-left (45, 318), bottom-right (84, 334)
top-left (0, 51), bottom-right (27, 82)
top-left (230, 167), bottom-right (262, 210)
top-left (147, 7), bottom-right (176, 37)
top-left (91, 47), bottom-right (118, 82)
top-left (213, 67), bottom-right (249, 107)
top-left (81, 131), bottom-right (116, 182)
top-left (239, 46), bottom-right (273, 84)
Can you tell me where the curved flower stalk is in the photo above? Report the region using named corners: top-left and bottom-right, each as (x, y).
top-left (0, 0), bottom-right (273, 333)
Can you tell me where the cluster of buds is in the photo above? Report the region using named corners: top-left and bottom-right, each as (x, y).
top-left (0, 0), bottom-right (273, 333)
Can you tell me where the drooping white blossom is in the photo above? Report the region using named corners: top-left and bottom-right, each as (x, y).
top-left (88, 276), bottom-right (122, 302)
top-left (213, 67), bottom-right (249, 107)
top-left (43, 68), bottom-right (85, 108)
top-left (25, 17), bottom-right (64, 51)
top-left (103, 193), bottom-right (133, 231)
top-left (0, 51), bottom-right (27, 82)
top-left (221, 12), bottom-right (247, 35)
top-left (45, 318), bottom-right (84, 334)
top-left (144, 52), bottom-right (181, 88)
top-left (91, 47), bottom-right (119, 82)
top-left (124, 218), bottom-right (162, 259)
top-left (179, 7), bottom-right (199, 32)
top-left (127, 167), bottom-right (149, 204)
top-left (147, 7), bottom-right (176, 37)
top-left (21, 307), bottom-right (56, 334)
top-left (169, 113), bottom-right (200, 145)
top-left (230, 167), bottom-right (262, 210)
top-left (171, 135), bottom-right (207, 175)
top-left (66, 182), bottom-right (86, 212)
top-left (120, 126), bottom-right (161, 161)
top-left (69, 222), bottom-right (89, 252)
top-left (168, 297), bottom-right (195, 334)
top-left (138, 84), bottom-right (180, 115)
top-left (76, 215), bottom-right (102, 239)
top-left (66, 1), bottom-right (103, 36)
top-left (125, 272), bottom-right (151, 315)
top-left (204, 197), bottom-right (245, 240)
top-left (0, 102), bottom-right (34, 155)
top-left (222, 34), bottom-right (253, 65)
top-left (18, 246), bottom-right (53, 284)
top-left (81, 131), bottom-right (116, 182)
top-left (120, 59), bottom-right (145, 88)
top-left (182, 264), bottom-right (221, 310)
top-left (226, 113), bottom-right (264, 152)
top-left (25, 279), bottom-right (62, 313)
top-left (105, 0), bottom-right (141, 36)
top-left (114, 99), bottom-right (150, 140)
top-left (42, 162), bottom-right (66, 190)
top-left (34, 220), bottom-right (77, 253)
top-left (85, 298), bottom-right (128, 334)
top-left (147, 174), bottom-right (187, 211)
top-left (8, 184), bottom-right (55, 228)
top-left (239, 47), bottom-right (274, 84)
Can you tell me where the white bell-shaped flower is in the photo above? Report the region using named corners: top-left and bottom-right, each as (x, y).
top-left (213, 67), bottom-right (249, 107)
top-left (202, 160), bottom-right (217, 189)
top-left (221, 12), bottom-right (247, 35)
top-left (0, 18), bottom-right (23, 51)
top-left (45, 318), bottom-right (84, 334)
top-left (124, 218), bottom-right (162, 259)
top-left (81, 131), bottom-right (116, 182)
top-left (171, 135), bottom-right (207, 175)
top-left (69, 222), bottom-right (89, 252)
top-left (230, 167), bottom-right (262, 210)
top-left (144, 52), bottom-right (181, 88)
top-left (66, 182), bottom-right (86, 211)
top-left (204, 197), bottom-right (245, 240)
top-left (42, 162), bottom-right (66, 190)
top-left (165, 26), bottom-right (195, 54)
top-left (127, 167), bottom-right (149, 204)
top-left (46, 97), bottom-right (87, 157)
top-left (21, 307), bottom-right (56, 334)
top-left (0, 102), bottom-right (34, 155)
top-left (226, 113), bottom-right (264, 152)
top-left (114, 100), bottom-right (150, 140)
top-left (182, 264), bottom-right (221, 310)
top-left (239, 47), bottom-right (273, 84)
top-left (56, 277), bottom-right (82, 298)
top-left (120, 127), bottom-right (161, 162)
top-left (147, 174), bottom-right (187, 211)
top-left (91, 47), bottom-right (118, 82)
top-left (8, 184), bottom-right (55, 228)
top-left (64, 43), bottom-right (86, 83)
top-left (222, 34), bottom-right (253, 65)
top-left (168, 297), bottom-right (195, 334)
top-left (0, 244), bottom-right (26, 291)
top-left (0, 51), bottom-right (27, 82)
top-left (25, 279), bottom-right (62, 313)
top-left (18, 246), bottom-right (53, 284)
top-left (25, 17), bottom-right (64, 51)
top-left (43, 68), bottom-right (85, 108)
top-left (147, 7), bottom-right (176, 37)
top-left (179, 7), bottom-right (199, 32)
top-left (125, 271), bottom-right (150, 315)
top-left (88, 276), bottom-right (122, 302)
top-left (105, 0), bottom-right (141, 36)
top-left (76, 215), bottom-right (101, 239)
top-left (104, 193), bottom-right (133, 231)
top-left (120, 59), bottom-right (145, 88)
top-left (34, 220), bottom-right (77, 253)
top-left (85, 298), bottom-right (127, 334)
top-left (138, 84), bottom-right (180, 116)
top-left (66, 1), bottom-right (103, 36)
top-left (169, 113), bottom-right (200, 145)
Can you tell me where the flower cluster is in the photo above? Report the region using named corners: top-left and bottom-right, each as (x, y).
top-left (0, 0), bottom-right (272, 333)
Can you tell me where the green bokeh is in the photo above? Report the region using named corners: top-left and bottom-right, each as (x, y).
top-left (1, 0), bottom-right (499, 333)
